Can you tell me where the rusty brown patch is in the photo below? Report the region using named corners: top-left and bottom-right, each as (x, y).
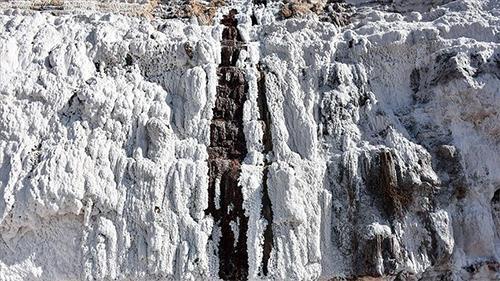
top-left (368, 150), bottom-right (413, 218)
top-left (280, 0), bottom-right (353, 26)
top-left (185, 0), bottom-right (225, 25)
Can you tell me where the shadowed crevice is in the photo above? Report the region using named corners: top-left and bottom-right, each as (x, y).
top-left (256, 65), bottom-right (274, 276)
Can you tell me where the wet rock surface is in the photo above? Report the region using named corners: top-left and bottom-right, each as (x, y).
top-left (206, 9), bottom-right (249, 280)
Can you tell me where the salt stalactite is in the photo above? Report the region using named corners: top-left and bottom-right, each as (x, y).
top-left (205, 8), bottom-right (249, 281)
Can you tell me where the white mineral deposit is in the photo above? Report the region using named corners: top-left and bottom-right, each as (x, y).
top-left (0, 0), bottom-right (498, 280)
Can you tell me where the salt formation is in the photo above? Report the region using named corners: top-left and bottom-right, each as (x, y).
top-left (0, 0), bottom-right (499, 280)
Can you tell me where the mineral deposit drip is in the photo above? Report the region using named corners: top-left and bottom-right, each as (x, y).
top-left (206, 9), bottom-right (249, 280)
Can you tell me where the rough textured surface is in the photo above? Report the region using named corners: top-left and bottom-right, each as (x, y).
top-left (0, 0), bottom-right (499, 280)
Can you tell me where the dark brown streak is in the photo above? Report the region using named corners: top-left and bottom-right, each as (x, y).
top-left (257, 64), bottom-right (274, 276)
top-left (206, 9), bottom-right (249, 281)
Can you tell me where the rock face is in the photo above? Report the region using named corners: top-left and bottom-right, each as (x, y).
top-left (207, 9), bottom-right (249, 280)
top-left (0, 0), bottom-right (499, 280)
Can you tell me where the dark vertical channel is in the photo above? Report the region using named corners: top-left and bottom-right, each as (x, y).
top-left (257, 65), bottom-right (274, 276)
top-left (206, 9), bottom-right (249, 280)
